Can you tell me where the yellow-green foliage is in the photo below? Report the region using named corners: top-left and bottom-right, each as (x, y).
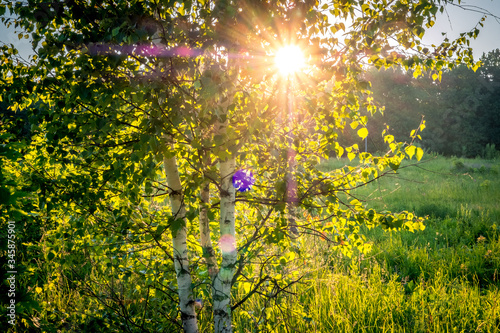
top-left (231, 156), bottom-right (500, 332)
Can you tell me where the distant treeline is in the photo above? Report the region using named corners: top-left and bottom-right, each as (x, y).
top-left (351, 49), bottom-right (500, 158)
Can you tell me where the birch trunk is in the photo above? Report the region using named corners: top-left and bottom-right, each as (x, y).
top-left (200, 179), bottom-right (219, 280)
top-left (212, 56), bottom-right (238, 333)
top-left (213, 157), bottom-right (236, 333)
top-left (287, 147), bottom-right (299, 236)
top-left (163, 154), bottom-right (199, 333)
top-left (286, 80), bottom-right (299, 236)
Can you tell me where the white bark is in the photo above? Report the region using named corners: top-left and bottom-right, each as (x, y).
top-left (213, 157), bottom-right (236, 333)
top-left (163, 153), bottom-right (199, 333)
top-left (286, 81), bottom-right (299, 236)
top-left (287, 148), bottom-right (299, 236)
top-left (200, 179), bottom-right (218, 280)
top-left (212, 56), bottom-right (238, 333)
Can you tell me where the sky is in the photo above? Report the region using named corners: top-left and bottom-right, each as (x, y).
top-left (0, 0), bottom-right (499, 61)
top-left (422, 0), bottom-right (500, 58)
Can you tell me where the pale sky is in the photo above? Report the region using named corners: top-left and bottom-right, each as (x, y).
top-left (0, 0), bottom-right (499, 61)
top-left (422, 0), bottom-right (500, 58)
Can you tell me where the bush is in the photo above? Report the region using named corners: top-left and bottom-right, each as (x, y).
top-left (483, 144), bottom-right (500, 160)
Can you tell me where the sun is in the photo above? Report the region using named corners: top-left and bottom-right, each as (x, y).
top-left (274, 45), bottom-right (306, 76)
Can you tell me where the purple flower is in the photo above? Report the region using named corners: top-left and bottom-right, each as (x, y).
top-left (232, 169), bottom-right (255, 192)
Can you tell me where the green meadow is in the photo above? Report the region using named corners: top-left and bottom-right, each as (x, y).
top-left (227, 155), bottom-right (500, 332)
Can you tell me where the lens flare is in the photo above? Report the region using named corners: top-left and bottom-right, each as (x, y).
top-left (232, 169), bottom-right (255, 192)
top-left (219, 234), bottom-right (236, 253)
top-left (274, 45), bottom-right (306, 76)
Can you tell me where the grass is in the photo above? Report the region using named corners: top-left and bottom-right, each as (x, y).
top-left (318, 155), bottom-right (500, 220)
top-left (26, 155), bottom-right (500, 332)
top-left (232, 155), bottom-right (500, 332)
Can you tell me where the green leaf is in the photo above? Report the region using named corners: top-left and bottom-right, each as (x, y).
top-left (241, 282), bottom-right (252, 294)
top-left (357, 128), bottom-right (368, 140)
top-left (405, 146), bottom-right (416, 159)
top-left (170, 218), bottom-right (185, 238)
top-left (389, 162), bottom-right (400, 171)
top-left (419, 121), bottom-right (426, 132)
top-left (178, 4), bottom-right (185, 16)
top-left (416, 147), bottom-right (424, 161)
top-left (336, 145), bottom-right (344, 158)
top-left (0, 186), bottom-right (11, 204)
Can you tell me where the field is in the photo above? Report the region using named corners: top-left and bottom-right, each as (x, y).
top-left (228, 155), bottom-right (500, 332)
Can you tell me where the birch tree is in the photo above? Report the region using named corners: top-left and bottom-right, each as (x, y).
top-left (0, 0), bottom-right (486, 332)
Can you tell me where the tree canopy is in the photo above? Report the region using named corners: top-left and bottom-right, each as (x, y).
top-left (0, 0), bottom-right (488, 332)
top-left (361, 49), bottom-right (500, 157)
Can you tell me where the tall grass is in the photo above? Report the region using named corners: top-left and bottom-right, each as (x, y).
top-left (232, 155), bottom-right (500, 332)
top-left (31, 156), bottom-right (500, 332)
top-left (233, 247), bottom-right (500, 332)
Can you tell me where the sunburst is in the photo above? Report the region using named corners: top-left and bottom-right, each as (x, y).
top-left (274, 45), bottom-right (306, 76)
